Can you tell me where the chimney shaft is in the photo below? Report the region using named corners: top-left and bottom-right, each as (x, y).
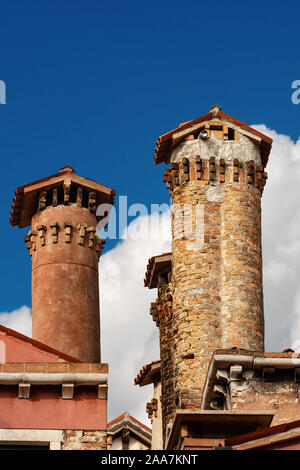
top-left (155, 106), bottom-right (272, 412)
top-left (11, 167), bottom-right (115, 362)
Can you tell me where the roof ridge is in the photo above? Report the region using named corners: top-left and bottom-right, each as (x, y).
top-left (107, 412), bottom-right (152, 434)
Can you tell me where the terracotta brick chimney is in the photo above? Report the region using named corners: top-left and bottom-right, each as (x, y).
top-left (10, 166), bottom-right (115, 362)
top-left (153, 106), bottom-right (273, 416)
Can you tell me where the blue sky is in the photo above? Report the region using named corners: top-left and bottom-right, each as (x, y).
top-left (0, 0), bottom-right (299, 312)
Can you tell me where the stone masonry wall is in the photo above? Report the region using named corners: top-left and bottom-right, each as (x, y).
top-left (62, 430), bottom-right (107, 450)
top-left (171, 180), bottom-right (223, 408)
top-left (221, 183), bottom-right (264, 350)
top-left (165, 132), bottom-right (267, 411)
top-left (151, 274), bottom-right (176, 446)
top-left (230, 379), bottom-right (300, 427)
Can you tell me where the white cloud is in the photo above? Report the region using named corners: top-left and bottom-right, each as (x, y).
top-left (100, 210), bottom-right (171, 424)
top-left (253, 125), bottom-right (300, 350)
top-left (0, 306), bottom-right (32, 338)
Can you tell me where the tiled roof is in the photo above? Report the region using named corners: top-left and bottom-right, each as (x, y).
top-left (134, 360), bottom-right (161, 386)
top-left (10, 166), bottom-right (116, 228)
top-left (226, 418), bottom-right (300, 448)
top-left (107, 412), bottom-right (152, 435)
top-left (153, 105), bottom-right (273, 166)
top-left (144, 252), bottom-right (172, 288)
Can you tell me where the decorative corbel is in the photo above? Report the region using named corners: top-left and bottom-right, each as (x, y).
top-left (230, 364), bottom-right (243, 381)
top-left (98, 384), bottom-right (108, 399)
top-left (28, 230), bottom-right (37, 256)
top-left (150, 302), bottom-right (159, 327)
top-left (38, 191), bottom-right (47, 211)
top-left (146, 402), bottom-right (154, 419)
top-left (18, 383), bottom-right (30, 399)
top-left (209, 157), bottom-right (216, 181)
top-left (95, 236), bottom-right (105, 258)
top-left (76, 186), bottom-right (83, 207)
top-left (216, 369), bottom-right (229, 383)
top-left (151, 398), bottom-right (158, 417)
top-left (24, 235), bottom-right (32, 256)
top-left (88, 192), bottom-right (97, 212)
top-left (233, 159), bottom-right (239, 182)
top-left (247, 160), bottom-right (255, 184)
top-left (86, 226), bottom-right (96, 248)
top-left (77, 223), bottom-right (87, 245)
top-left (213, 383), bottom-right (227, 397)
top-left (219, 158), bottom-right (226, 183)
top-left (63, 180), bottom-right (71, 205)
top-left (52, 187), bottom-right (58, 207)
top-left (37, 225), bottom-right (47, 246)
top-left (50, 222), bottom-right (59, 243)
top-left (62, 383), bottom-right (74, 400)
top-left (195, 155), bottom-right (202, 180)
top-left (64, 222), bottom-right (72, 243)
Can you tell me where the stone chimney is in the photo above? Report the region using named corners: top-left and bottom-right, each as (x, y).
top-left (153, 106), bottom-right (273, 414)
top-left (10, 166), bottom-right (115, 362)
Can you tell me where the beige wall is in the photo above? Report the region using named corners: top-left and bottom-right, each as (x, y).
top-left (151, 381), bottom-right (163, 450)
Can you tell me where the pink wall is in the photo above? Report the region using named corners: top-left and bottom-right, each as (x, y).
top-left (0, 386), bottom-right (106, 430)
top-left (0, 333), bottom-right (74, 362)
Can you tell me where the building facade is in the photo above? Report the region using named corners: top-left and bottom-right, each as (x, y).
top-left (0, 166), bottom-right (115, 450)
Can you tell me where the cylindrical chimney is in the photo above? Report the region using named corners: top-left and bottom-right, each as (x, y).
top-left (10, 166), bottom-right (115, 362)
top-left (154, 105), bottom-right (272, 412)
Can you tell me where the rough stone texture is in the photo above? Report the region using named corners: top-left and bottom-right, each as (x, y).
top-left (172, 181), bottom-right (223, 409)
top-left (155, 277), bottom-right (176, 445)
top-left (62, 430), bottom-right (107, 450)
top-left (171, 127), bottom-right (261, 165)
top-left (221, 184), bottom-right (264, 350)
top-left (229, 378), bottom-right (300, 427)
top-left (165, 132), bottom-right (266, 412)
top-left (31, 204), bottom-right (101, 363)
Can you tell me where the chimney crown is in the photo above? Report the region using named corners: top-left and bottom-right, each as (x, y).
top-left (10, 166), bottom-right (116, 228)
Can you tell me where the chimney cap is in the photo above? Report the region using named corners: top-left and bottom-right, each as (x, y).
top-left (10, 168), bottom-right (116, 228)
top-left (154, 105), bottom-right (273, 166)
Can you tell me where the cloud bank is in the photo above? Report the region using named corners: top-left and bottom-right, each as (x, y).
top-left (253, 125), bottom-right (300, 352)
top-left (1, 125), bottom-right (300, 424)
top-left (100, 210), bottom-right (171, 423)
top-left (0, 306), bottom-right (32, 337)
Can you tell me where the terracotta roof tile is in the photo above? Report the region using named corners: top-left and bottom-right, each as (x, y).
top-left (226, 418), bottom-right (300, 447)
top-left (10, 166), bottom-right (116, 228)
top-left (107, 412), bottom-right (152, 434)
top-left (144, 252), bottom-right (172, 289)
top-left (134, 360), bottom-right (161, 386)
